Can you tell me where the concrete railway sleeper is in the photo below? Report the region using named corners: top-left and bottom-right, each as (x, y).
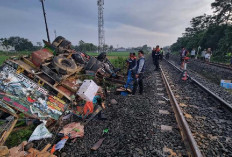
top-left (161, 61), bottom-right (232, 156)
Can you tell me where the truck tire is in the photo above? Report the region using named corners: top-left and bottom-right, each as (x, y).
top-left (52, 36), bottom-right (65, 47)
top-left (53, 56), bottom-right (78, 75)
top-left (72, 52), bottom-right (86, 64)
top-left (84, 57), bottom-right (103, 72)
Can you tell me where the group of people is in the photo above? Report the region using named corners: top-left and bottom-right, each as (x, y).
top-left (125, 45), bottom-right (171, 95)
top-left (189, 47), bottom-right (212, 62)
top-left (126, 50), bottom-right (145, 95)
top-left (151, 45), bottom-right (167, 71)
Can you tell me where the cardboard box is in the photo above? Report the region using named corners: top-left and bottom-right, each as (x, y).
top-left (220, 80), bottom-right (232, 89)
top-left (77, 80), bottom-right (99, 101)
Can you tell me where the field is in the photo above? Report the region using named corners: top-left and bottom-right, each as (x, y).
top-left (0, 55), bottom-right (10, 65)
top-left (0, 51), bottom-right (31, 65)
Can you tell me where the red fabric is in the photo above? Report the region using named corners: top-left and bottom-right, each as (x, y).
top-left (27, 96), bottom-right (36, 103)
top-left (83, 101), bottom-right (94, 115)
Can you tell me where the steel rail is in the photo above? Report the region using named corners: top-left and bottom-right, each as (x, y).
top-left (160, 66), bottom-right (203, 157)
top-left (165, 59), bottom-right (232, 111)
top-left (208, 62), bottom-right (232, 70)
top-left (196, 60), bottom-right (232, 71)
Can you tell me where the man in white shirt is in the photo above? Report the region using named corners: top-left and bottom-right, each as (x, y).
top-left (205, 53), bottom-right (211, 63)
top-left (201, 49), bottom-right (206, 61)
top-left (191, 48), bottom-right (196, 59)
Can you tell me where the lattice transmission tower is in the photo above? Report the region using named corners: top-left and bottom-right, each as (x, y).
top-left (97, 0), bottom-right (105, 52)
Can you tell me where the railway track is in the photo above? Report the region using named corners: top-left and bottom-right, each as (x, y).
top-left (196, 60), bottom-right (232, 71)
top-left (160, 60), bottom-right (232, 156)
top-left (165, 59), bottom-right (232, 110)
top-left (160, 67), bottom-right (202, 157)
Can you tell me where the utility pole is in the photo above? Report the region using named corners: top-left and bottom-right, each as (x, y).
top-left (54, 30), bottom-right (57, 39)
top-left (40, 0), bottom-right (50, 43)
top-left (97, 0), bottom-right (105, 53)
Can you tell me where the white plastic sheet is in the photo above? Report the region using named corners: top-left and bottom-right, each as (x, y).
top-left (28, 123), bottom-right (52, 142)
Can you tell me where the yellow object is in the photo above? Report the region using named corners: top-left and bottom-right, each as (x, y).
top-left (38, 80), bottom-right (44, 86)
top-left (57, 93), bottom-right (64, 99)
top-left (16, 67), bottom-right (24, 74)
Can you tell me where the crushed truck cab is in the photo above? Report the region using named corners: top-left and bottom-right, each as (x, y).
top-left (0, 36), bottom-right (123, 145)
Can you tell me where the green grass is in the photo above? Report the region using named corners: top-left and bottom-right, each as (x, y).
top-left (211, 56), bottom-right (231, 64)
top-left (4, 113), bottom-right (35, 148)
top-left (0, 55), bottom-right (10, 65)
top-left (5, 125), bottom-right (35, 148)
top-left (0, 51), bottom-right (32, 65)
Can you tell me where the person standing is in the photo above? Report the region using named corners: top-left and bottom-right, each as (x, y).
top-left (207, 48), bottom-right (212, 62)
top-left (205, 53), bottom-right (211, 63)
top-left (132, 50), bottom-right (145, 95)
top-left (152, 46), bottom-right (160, 71)
top-left (166, 48), bottom-right (170, 59)
top-left (191, 48), bottom-right (196, 59)
top-left (201, 49), bottom-right (206, 61)
top-left (196, 46), bottom-right (201, 59)
top-left (180, 47), bottom-right (189, 69)
top-left (126, 53), bottom-right (137, 73)
top-left (180, 47), bottom-right (187, 63)
top-left (160, 48), bottom-right (164, 61)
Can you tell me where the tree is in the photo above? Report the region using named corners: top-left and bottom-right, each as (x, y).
top-left (78, 40), bottom-right (85, 52)
top-left (211, 0), bottom-right (232, 25)
top-left (142, 44), bottom-right (148, 52)
top-left (184, 14), bottom-right (214, 37)
top-left (37, 42), bottom-right (42, 47)
top-left (0, 38), bottom-right (10, 51)
top-left (74, 40), bottom-right (98, 52)
top-left (5, 36), bottom-right (34, 51)
top-left (109, 45), bottom-right (113, 52)
top-left (171, 0), bottom-right (232, 62)
top-left (103, 44), bottom-right (109, 52)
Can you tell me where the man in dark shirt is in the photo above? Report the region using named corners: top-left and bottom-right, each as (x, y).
top-left (126, 53), bottom-right (137, 73)
top-left (152, 45), bottom-right (160, 71)
top-left (132, 50), bottom-right (145, 95)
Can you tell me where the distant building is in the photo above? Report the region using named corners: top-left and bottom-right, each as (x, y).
top-left (147, 47), bottom-right (152, 52)
top-left (116, 47), bottom-right (127, 52)
top-left (0, 44), bottom-right (15, 52)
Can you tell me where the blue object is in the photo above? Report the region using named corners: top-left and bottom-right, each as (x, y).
top-left (120, 70), bottom-right (134, 96)
top-left (121, 91), bottom-right (128, 96)
top-left (93, 95), bottom-right (101, 104)
top-left (124, 70), bottom-right (134, 89)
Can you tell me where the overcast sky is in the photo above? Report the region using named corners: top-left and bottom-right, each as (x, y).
top-left (0, 0), bottom-right (213, 48)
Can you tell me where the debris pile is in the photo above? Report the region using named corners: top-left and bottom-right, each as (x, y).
top-left (0, 36), bottom-right (124, 153)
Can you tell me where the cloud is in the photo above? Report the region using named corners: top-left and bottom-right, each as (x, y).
top-left (106, 24), bottom-right (172, 47)
top-left (0, 0), bottom-right (214, 48)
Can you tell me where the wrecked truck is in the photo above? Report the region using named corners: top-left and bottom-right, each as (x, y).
top-left (0, 36), bottom-right (124, 145)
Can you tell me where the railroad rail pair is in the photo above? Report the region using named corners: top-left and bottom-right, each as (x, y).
top-left (160, 59), bottom-right (232, 157)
